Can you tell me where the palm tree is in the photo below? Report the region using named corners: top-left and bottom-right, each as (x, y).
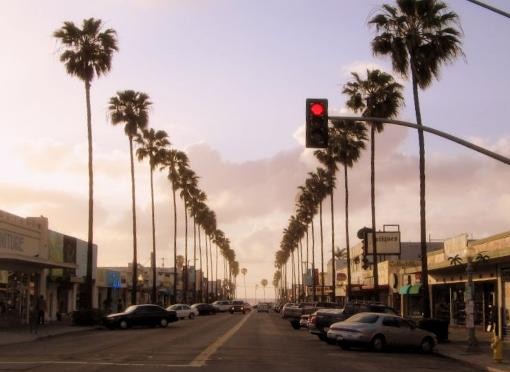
top-left (332, 119), bottom-right (367, 301)
top-left (54, 18), bottom-right (117, 309)
top-left (162, 149), bottom-right (189, 303)
top-left (370, 0), bottom-right (463, 318)
top-left (190, 192), bottom-right (207, 302)
top-left (241, 268), bottom-right (248, 301)
top-left (179, 166), bottom-right (198, 303)
top-left (343, 70), bottom-right (403, 298)
top-left (314, 148), bottom-right (338, 302)
top-left (108, 90), bottom-right (152, 305)
top-left (136, 128), bottom-right (170, 304)
top-left (261, 279), bottom-right (268, 301)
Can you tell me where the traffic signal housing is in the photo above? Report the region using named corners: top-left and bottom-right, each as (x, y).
top-left (306, 98), bottom-right (328, 148)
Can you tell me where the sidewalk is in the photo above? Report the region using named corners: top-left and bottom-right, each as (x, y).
top-left (435, 326), bottom-right (510, 372)
top-left (0, 320), bottom-right (97, 346)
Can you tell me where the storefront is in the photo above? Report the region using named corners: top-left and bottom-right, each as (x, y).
top-left (0, 210), bottom-right (75, 325)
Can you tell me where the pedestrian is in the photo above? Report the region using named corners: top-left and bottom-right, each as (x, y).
top-left (29, 304), bottom-right (39, 335)
top-left (37, 295), bottom-right (46, 325)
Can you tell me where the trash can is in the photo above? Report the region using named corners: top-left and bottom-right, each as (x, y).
top-left (418, 318), bottom-right (449, 342)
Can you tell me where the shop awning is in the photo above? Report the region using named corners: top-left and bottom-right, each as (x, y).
top-left (409, 284), bottom-right (422, 295)
top-left (399, 284), bottom-right (411, 294)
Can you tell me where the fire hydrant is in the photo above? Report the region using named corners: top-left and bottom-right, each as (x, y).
top-left (491, 333), bottom-right (503, 363)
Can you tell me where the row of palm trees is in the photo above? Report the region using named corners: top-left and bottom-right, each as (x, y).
top-left (54, 18), bottom-right (240, 308)
top-left (274, 0), bottom-right (462, 317)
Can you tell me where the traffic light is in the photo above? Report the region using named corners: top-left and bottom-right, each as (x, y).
top-left (357, 227), bottom-right (373, 270)
top-left (306, 98), bottom-right (328, 148)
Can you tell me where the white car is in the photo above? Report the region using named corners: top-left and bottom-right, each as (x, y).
top-left (166, 304), bottom-right (199, 320)
top-left (212, 300), bottom-right (232, 312)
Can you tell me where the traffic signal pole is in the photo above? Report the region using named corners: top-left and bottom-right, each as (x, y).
top-left (329, 116), bottom-right (510, 166)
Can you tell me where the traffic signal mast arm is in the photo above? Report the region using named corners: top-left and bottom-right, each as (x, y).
top-left (329, 115), bottom-right (510, 166)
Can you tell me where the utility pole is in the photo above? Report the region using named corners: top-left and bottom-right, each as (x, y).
top-left (466, 0), bottom-right (510, 18)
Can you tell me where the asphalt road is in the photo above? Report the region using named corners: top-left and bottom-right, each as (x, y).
top-left (0, 311), bottom-right (477, 372)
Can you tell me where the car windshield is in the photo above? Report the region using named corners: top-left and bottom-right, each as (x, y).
top-left (124, 305), bottom-right (138, 314)
top-left (233, 301), bottom-right (243, 305)
top-left (345, 313), bottom-right (380, 324)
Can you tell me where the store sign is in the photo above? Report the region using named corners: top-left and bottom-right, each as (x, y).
top-left (0, 228), bottom-right (40, 257)
top-left (443, 233), bottom-right (468, 260)
top-left (366, 232), bottom-right (401, 255)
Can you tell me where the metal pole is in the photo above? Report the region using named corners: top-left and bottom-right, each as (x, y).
top-left (466, 257), bottom-right (479, 351)
top-left (466, 0), bottom-right (510, 19)
top-left (329, 116), bottom-right (510, 166)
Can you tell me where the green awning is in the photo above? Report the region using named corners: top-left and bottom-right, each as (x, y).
top-left (409, 284), bottom-right (422, 295)
top-left (399, 284), bottom-right (411, 294)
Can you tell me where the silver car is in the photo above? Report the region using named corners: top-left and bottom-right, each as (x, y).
top-left (327, 312), bottom-right (437, 353)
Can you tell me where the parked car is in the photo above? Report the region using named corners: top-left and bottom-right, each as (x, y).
top-left (326, 312), bottom-right (437, 353)
top-left (280, 302), bottom-right (297, 317)
top-left (310, 303), bottom-right (398, 342)
top-left (103, 304), bottom-right (178, 330)
top-left (283, 302), bottom-right (318, 329)
top-left (229, 300), bottom-right (246, 314)
top-left (191, 303), bottom-right (217, 315)
top-left (257, 302), bottom-right (270, 312)
top-left (212, 300), bottom-right (232, 312)
top-left (243, 302), bottom-right (253, 312)
top-left (166, 304), bottom-right (199, 319)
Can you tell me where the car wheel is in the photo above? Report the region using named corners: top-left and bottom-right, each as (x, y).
top-left (119, 320), bottom-right (129, 329)
top-left (318, 334), bottom-right (328, 342)
top-left (160, 318), bottom-right (168, 328)
top-left (420, 337), bottom-right (434, 353)
top-left (291, 321), bottom-right (300, 330)
top-left (189, 313), bottom-right (195, 320)
top-left (339, 342), bottom-right (351, 350)
top-left (371, 335), bottom-right (385, 352)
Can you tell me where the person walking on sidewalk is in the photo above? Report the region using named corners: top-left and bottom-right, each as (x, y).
top-left (29, 304), bottom-right (39, 335)
top-left (37, 295), bottom-right (46, 325)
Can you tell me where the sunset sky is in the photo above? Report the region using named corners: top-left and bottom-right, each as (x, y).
top-left (1, 0), bottom-right (509, 298)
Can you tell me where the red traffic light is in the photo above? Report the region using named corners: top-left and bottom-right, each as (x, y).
top-left (310, 102), bottom-right (325, 117)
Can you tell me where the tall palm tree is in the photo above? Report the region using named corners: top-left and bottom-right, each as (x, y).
top-left (314, 148), bottom-right (338, 302)
top-left (162, 149), bottom-right (189, 303)
top-left (343, 70), bottom-right (403, 298)
top-left (190, 190), bottom-right (206, 303)
top-left (370, 0), bottom-right (463, 317)
top-left (241, 268), bottom-right (248, 301)
top-left (261, 279), bottom-right (268, 301)
top-left (136, 128), bottom-right (170, 304)
top-left (54, 18), bottom-right (117, 309)
top-left (332, 119), bottom-right (367, 301)
top-left (109, 90), bottom-right (152, 305)
top-left (179, 166), bottom-right (198, 303)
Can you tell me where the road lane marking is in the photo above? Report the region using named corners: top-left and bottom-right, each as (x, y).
top-left (190, 311), bottom-right (253, 367)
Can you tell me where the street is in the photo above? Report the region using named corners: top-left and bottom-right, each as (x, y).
top-left (0, 311), bottom-right (478, 372)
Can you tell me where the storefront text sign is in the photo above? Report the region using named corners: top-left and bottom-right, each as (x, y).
top-left (0, 228), bottom-right (40, 257)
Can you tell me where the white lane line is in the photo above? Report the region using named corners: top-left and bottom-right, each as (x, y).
top-left (0, 361), bottom-right (195, 368)
top-left (190, 311), bottom-right (253, 367)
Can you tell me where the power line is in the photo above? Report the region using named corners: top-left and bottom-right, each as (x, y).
top-left (466, 0), bottom-right (510, 19)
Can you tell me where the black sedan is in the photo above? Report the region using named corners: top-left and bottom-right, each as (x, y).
top-left (103, 304), bottom-right (178, 329)
top-left (191, 303), bottom-right (217, 315)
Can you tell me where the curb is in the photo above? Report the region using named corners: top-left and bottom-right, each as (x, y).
top-left (0, 326), bottom-right (97, 347)
top-left (434, 349), bottom-right (509, 372)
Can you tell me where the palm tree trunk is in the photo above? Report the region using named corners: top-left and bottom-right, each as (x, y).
top-left (298, 239), bottom-right (303, 301)
top-left (291, 250), bottom-right (295, 301)
top-left (319, 202), bottom-right (325, 301)
top-left (311, 218), bottom-right (316, 302)
top-left (205, 232), bottom-right (209, 302)
top-left (150, 164), bottom-right (157, 304)
top-left (305, 227), bottom-right (309, 301)
top-left (84, 80), bottom-right (94, 310)
top-left (129, 136), bottom-right (138, 305)
top-left (330, 172), bottom-right (335, 303)
top-left (193, 217), bottom-right (197, 303)
top-left (184, 202), bottom-right (188, 304)
top-left (198, 226), bottom-right (203, 302)
top-left (344, 164), bottom-right (352, 303)
top-left (209, 236), bottom-right (213, 301)
top-left (410, 56), bottom-right (430, 318)
top-left (370, 124), bottom-right (379, 299)
top-left (215, 242), bottom-right (218, 300)
top-left (172, 179), bottom-right (177, 304)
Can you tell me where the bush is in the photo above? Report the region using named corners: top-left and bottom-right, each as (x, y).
top-left (72, 309), bottom-right (105, 326)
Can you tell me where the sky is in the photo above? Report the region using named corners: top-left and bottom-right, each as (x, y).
top-left (1, 0), bottom-right (509, 300)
